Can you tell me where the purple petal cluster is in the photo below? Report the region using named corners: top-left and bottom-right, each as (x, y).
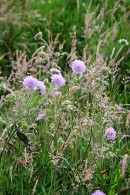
top-left (92, 190), bottom-right (106, 195)
top-left (115, 104), bottom-right (122, 111)
top-left (105, 127), bottom-right (116, 140)
top-left (37, 81), bottom-right (46, 96)
top-left (23, 76), bottom-right (46, 96)
top-left (36, 113), bottom-right (46, 121)
top-left (51, 74), bottom-right (66, 87)
top-left (23, 76), bottom-right (38, 90)
top-left (49, 68), bottom-right (61, 75)
top-left (71, 60), bottom-right (86, 74)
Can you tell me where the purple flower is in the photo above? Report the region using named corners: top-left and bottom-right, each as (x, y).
top-left (23, 76), bottom-right (38, 90)
top-left (36, 113), bottom-right (46, 121)
top-left (92, 190), bottom-right (106, 195)
top-left (105, 127), bottom-right (116, 140)
top-left (37, 81), bottom-right (46, 96)
top-left (34, 31), bottom-right (42, 40)
top-left (51, 74), bottom-right (66, 87)
top-left (115, 104), bottom-right (122, 111)
top-left (49, 68), bottom-right (61, 74)
top-left (71, 60), bottom-right (86, 74)
top-left (23, 76), bottom-right (46, 96)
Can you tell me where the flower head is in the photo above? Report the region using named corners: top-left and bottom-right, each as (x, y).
top-left (92, 190), bottom-right (106, 195)
top-left (105, 127), bottom-right (116, 140)
top-left (37, 81), bottom-right (46, 96)
top-left (49, 68), bottom-right (61, 75)
top-left (23, 76), bottom-right (38, 90)
top-left (71, 60), bottom-right (86, 74)
top-left (36, 113), bottom-right (46, 121)
top-left (115, 104), bottom-right (122, 111)
top-left (51, 74), bottom-right (66, 87)
top-left (34, 31), bottom-right (42, 40)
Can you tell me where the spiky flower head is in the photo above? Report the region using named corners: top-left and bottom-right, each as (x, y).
top-left (92, 190), bottom-right (106, 195)
top-left (23, 76), bottom-right (38, 90)
top-left (51, 74), bottom-right (66, 87)
top-left (105, 127), bottom-right (116, 140)
top-left (37, 81), bottom-right (46, 96)
top-left (49, 68), bottom-right (61, 75)
top-left (36, 113), bottom-right (46, 121)
top-left (115, 104), bottom-right (122, 111)
top-left (71, 60), bottom-right (86, 74)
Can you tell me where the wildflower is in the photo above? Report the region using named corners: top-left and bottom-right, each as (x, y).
top-left (49, 68), bottom-right (61, 74)
top-left (51, 74), bottom-right (66, 87)
top-left (115, 104), bottom-right (122, 111)
top-left (37, 81), bottom-right (46, 96)
top-left (23, 76), bottom-right (38, 90)
top-left (105, 127), bottom-right (116, 140)
top-left (36, 114), bottom-right (46, 121)
top-left (92, 190), bottom-right (106, 195)
top-left (118, 39), bottom-right (129, 46)
top-left (71, 60), bottom-right (86, 74)
top-left (34, 31), bottom-right (42, 40)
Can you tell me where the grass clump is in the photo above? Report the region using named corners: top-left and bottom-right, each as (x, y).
top-left (0, 0), bottom-right (130, 194)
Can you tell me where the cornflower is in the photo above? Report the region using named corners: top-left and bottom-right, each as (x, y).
top-left (120, 154), bottom-right (128, 176)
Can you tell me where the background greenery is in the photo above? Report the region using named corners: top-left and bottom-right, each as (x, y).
top-left (1, 0), bottom-right (130, 76)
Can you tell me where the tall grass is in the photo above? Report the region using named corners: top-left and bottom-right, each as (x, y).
top-left (0, 0), bottom-right (130, 194)
top-left (1, 0), bottom-right (130, 77)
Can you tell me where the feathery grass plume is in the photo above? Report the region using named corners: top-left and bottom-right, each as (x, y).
top-left (126, 112), bottom-right (130, 129)
top-left (105, 127), bottom-right (116, 140)
top-left (71, 60), bottom-right (86, 74)
top-left (120, 154), bottom-right (128, 176)
top-left (60, 131), bottom-right (76, 152)
top-left (83, 160), bottom-right (94, 182)
top-left (51, 74), bottom-right (66, 87)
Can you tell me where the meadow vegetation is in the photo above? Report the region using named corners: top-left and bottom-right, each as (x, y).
top-left (0, 0), bottom-right (130, 194)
